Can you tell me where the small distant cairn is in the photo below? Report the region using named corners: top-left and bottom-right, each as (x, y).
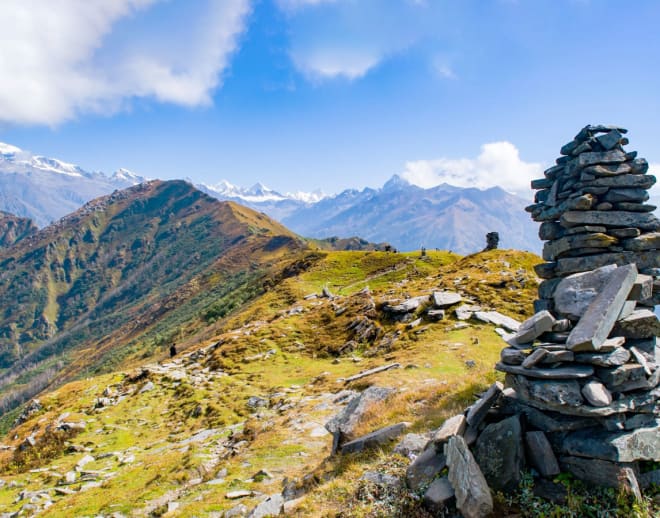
top-left (404, 126), bottom-right (660, 517)
top-left (499, 125), bottom-right (660, 493)
top-left (484, 232), bottom-right (499, 251)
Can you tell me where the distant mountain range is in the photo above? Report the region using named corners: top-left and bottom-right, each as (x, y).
top-left (0, 142), bottom-right (540, 253)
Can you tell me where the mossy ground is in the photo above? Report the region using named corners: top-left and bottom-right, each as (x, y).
top-left (3, 248), bottom-right (654, 516)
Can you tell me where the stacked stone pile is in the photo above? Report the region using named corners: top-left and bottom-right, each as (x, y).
top-left (397, 127), bottom-right (660, 517)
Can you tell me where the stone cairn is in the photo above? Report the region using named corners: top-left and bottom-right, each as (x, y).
top-left (404, 126), bottom-right (660, 517)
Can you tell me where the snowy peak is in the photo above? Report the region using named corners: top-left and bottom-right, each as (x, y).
top-left (202, 179), bottom-right (326, 205)
top-left (0, 142), bottom-right (22, 156)
top-left (111, 168), bottom-right (147, 185)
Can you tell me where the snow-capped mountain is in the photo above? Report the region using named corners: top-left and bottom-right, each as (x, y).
top-left (0, 141), bottom-right (541, 253)
top-left (0, 142), bottom-right (147, 227)
top-left (198, 180), bottom-right (325, 221)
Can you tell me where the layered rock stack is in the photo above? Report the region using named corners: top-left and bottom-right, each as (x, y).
top-left (496, 125), bottom-right (660, 490)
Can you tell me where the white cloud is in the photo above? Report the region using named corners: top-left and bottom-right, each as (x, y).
top-left (0, 0), bottom-right (251, 125)
top-left (277, 0), bottom-right (433, 81)
top-left (401, 141), bottom-right (542, 195)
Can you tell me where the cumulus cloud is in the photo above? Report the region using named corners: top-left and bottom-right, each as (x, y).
top-left (401, 142), bottom-right (542, 195)
top-left (277, 0), bottom-right (434, 80)
top-left (0, 0), bottom-right (251, 125)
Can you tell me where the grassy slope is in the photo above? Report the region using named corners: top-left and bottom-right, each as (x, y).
top-left (0, 248), bottom-right (578, 517)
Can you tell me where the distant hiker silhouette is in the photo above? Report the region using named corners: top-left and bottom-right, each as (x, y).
top-left (170, 343), bottom-right (177, 357)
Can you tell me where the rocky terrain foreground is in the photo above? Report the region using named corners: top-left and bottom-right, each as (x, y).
top-left (0, 125), bottom-right (659, 517)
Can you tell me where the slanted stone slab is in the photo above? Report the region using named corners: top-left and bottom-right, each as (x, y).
top-left (465, 382), bottom-right (503, 427)
top-left (325, 386), bottom-right (394, 441)
top-left (559, 456), bottom-right (640, 489)
top-left (474, 415), bottom-right (524, 492)
top-left (423, 477), bottom-right (455, 513)
top-left (554, 264), bottom-right (618, 319)
top-left (612, 309), bottom-right (660, 339)
top-left (566, 264), bottom-right (638, 351)
top-left (630, 346), bottom-right (653, 376)
top-left (340, 422), bottom-right (407, 454)
top-left (512, 311), bottom-right (555, 344)
top-left (521, 348), bottom-right (548, 369)
top-left (574, 347), bottom-right (631, 367)
top-left (581, 380), bottom-right (612, 407)
top-left (473, 311), bottom-right (520, 332)
top-left (539, 350), bottom-right (574, 364)
top-left (496, 363), bottom-right (593, 379)
top-left (560, 211), bottom-right (660, 231)
top-left (248, 494), bottom-right (284, 518)
top-left (446, 435), bottom-right (493, 518)
top-left (455, 304), bottom-right (482, 320)
top-left (406, 447), bottom-right (447, 492)
top-left (562, 426), bottom-right (660, 462)
top-left (383, 295), bottom-right (429, 313)
top-left (433, 414), bottom-right (466, 444)
top-left (525, 431), bottom-right (560, 477)
top-left (432, 291), bottom-right (462, 308)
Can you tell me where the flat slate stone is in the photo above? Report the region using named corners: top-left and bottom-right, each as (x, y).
top-left (432, 291), bottom-right (462, 308)
top-left (612, 309), bottom-right (660, 339)
top-left (622, 232), bottom-right (660, 251)
top-left (446, 435), bottom-right (493, 518)
top-left (560, 210), bottom-right (660, 231)
top-left (500, 347), bottom-right (526, 365)
top-left (507, 375), bottom-right (583, 407)
top-left (384, 295), bottom-right (429, 313)
top-left (495, 362), bottom-right (593, 379)
top-left (525, 431), bottom-right (560, 477)
top-left (555, 251), bottom-right (660, 276)
top-left (574, 347), bottom-right (630, 367)
top-left (596, 363), bottom-right (646, 390)
top-left (433, 414), bottom-right (466, 444)
top-left (603, 188), bottom-right (649, 203)
top-left (340, 422), bottom-right (407, 454)
top-left (498, 393), bottom-right (598, 432)
top-left (576, 150), bottom-right (627, 168)
top-left (559, 456), bottom-right (640, 489)
top-left (543, 232), bottom-right (617, 261)
top-left (553, 264), bottom-right (618, 320)
top-left (473, 311), bottom-right (520, 332)
top-left (562, 426), bottom-right (660, 462)
top-left (566, 264), bottom-right (637, 351)
top-left (512, 311), bottom-right (556, 344)
top-left (465, 382), bottom-right (503, 427)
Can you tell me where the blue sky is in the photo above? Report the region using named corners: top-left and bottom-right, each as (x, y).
top-left (0, 0), bottom-right (659, 196)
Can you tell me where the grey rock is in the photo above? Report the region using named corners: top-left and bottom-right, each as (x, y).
top-left (553, 264), bottom-right (618, 319)
top-left (639, 469), bottom-right (660, 489)
top-left (139, 381), bottom-right (155, 393)
top-left (596, 363), bottom-right (646, 390)
top-left (576, 149), bottom-right (627, 168)
top-left (566, 264), bottom-right (638, 351)
top-left (560, 210), bottom-right (660, 231)
top-left (455, 304), bottom-right (482, 320)
top-left (543, 232), bottom-right (617, 261)
top-left (225, 504), bottom-right (249, 517)
top-left (433, 414), bottom-right (466, 444)
top-left (609, 227), bottom-right (642, 238)
top-left (622, 232), bottom-right (660, 251)
top-left (629, 274), bottom-right (654, 301)
top-left (612, 309), bottom-right (660, 339)
top-left (630, 346), bottom-right (653, 376)
top-left (340, 422), bottom-right (408, 454)
top-left (555, 250), bottom-right (660, 276)
top-left (617, 300), bottom-right (637, 321)
top-left (581, 380), bottom-right (612, 407)
top-left (426, 309), bottom-right (445, 320)
top-left (406, 447), bottom-right (447, 492)
top-left (498, 394), bottom-right (598, 432)
top-left (574, 347), bottom-right (631, 367)
top-left (581, 162), bottom-right (632, 177)
top-left (361, 471), bottom-right (401, 489)
top-left (384, 295), bottom-right (429, 314)
top-left (562, 426), bottom-right (660, 462)
top-left (325, 386), bottom-right (394, 440)
top-left (512, 311), bottom-right (555, 345)
top-left (423, 477), bottom-right (455, 513)
top-left (446, 435), bottom-right (493, 518)
top-left (466, 382), bottom-right (503, 427)
top-left (507, 375), bottom-right (583, 407)
top-left (473, 311), bottom-right (520, 332)
top-left (539, 350), bottom-right (574, 364)
top-left (559, 456), bottom-right (640, 490)
top-left (525, 431), bottom-right (560, 477)
top-left (603, 188), bottom-right (649, 204)
top-left (495, 363), bottom-right (593, 379)
top-left (474, 415), bottom-right (525, 492)
top-left (393, 433), bottom-right (429, 459)
top-left (596, 128), bottom-right (624, 150)
top-left (432, 291), bottom-right (462, 308)
top-left (500, 347), bottom-right (526, 365)
top-left (247, 396), bottom-right (269, 409)
top-left (248, 494), bottom-right (283, 518)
